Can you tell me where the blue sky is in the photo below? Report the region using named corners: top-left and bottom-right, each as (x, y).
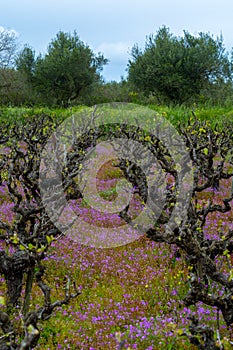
top-left (1, 0), bottom-right (233, 81)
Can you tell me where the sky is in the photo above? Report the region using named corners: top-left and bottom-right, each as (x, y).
top-left (1, 0), bottom-right (233, 82)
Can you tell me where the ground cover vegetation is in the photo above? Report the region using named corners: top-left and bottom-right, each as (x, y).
top-left (0, 104), bottom-right (232, 349)
top-left (0, 25), bottom-right (232, 350)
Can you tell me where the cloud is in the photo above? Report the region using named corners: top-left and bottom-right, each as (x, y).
top-left (95, 42), bottom-right (132, 63)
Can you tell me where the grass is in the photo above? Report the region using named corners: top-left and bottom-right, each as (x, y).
top-left (0, 105), bottom-right (86, 124)
top-left (0, 103), bottom-right (233, 129)
top-left (147, 104), bottom-right (233, 128)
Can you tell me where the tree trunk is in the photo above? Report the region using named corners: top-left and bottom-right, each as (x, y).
top-left (0, 250), bottom-right (32, 309)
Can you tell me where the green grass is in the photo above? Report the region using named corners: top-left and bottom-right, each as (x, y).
top-left (147, 104), bottom-right (233, 128)
top-left (0, 103), bottom-right (232, 129)
top-left (0, 105), bottom-right (86, 124)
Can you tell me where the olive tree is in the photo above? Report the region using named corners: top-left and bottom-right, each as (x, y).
top-left (128, 26), bottom-right (232, 103)
top-left (32, 31), bottom-right (108, 106)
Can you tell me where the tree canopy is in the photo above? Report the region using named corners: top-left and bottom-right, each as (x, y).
top-left (128, 26), bottom-right (233, 103)
top-left (0, 28), bottom-right (18, 68)
top-left (16, 45), bottom-right (36, 83)
top-left (16, 31), bottom-right (108, 106)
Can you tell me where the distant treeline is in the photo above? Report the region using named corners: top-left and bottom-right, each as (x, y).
top-left (0, 26), bottom-right (233, 106)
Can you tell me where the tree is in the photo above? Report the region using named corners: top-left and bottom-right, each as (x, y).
top-left (0, 27), bottom-right (18, 68)
top-left (0, 28), bottom-right (32, 106)
top-left (0, 68), bottom-right (30, 105)
top-left (128, 26), bottom-right (232, 103)
top-left (15, 46), bottom-right (36, 83)
top-left (33, 31), bottom-right (108, 105)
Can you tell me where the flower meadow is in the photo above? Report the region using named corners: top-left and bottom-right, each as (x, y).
top-left (0, 157), bottom-right (233, 350)
top-left (0, 109), bottom-right (233, 350)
